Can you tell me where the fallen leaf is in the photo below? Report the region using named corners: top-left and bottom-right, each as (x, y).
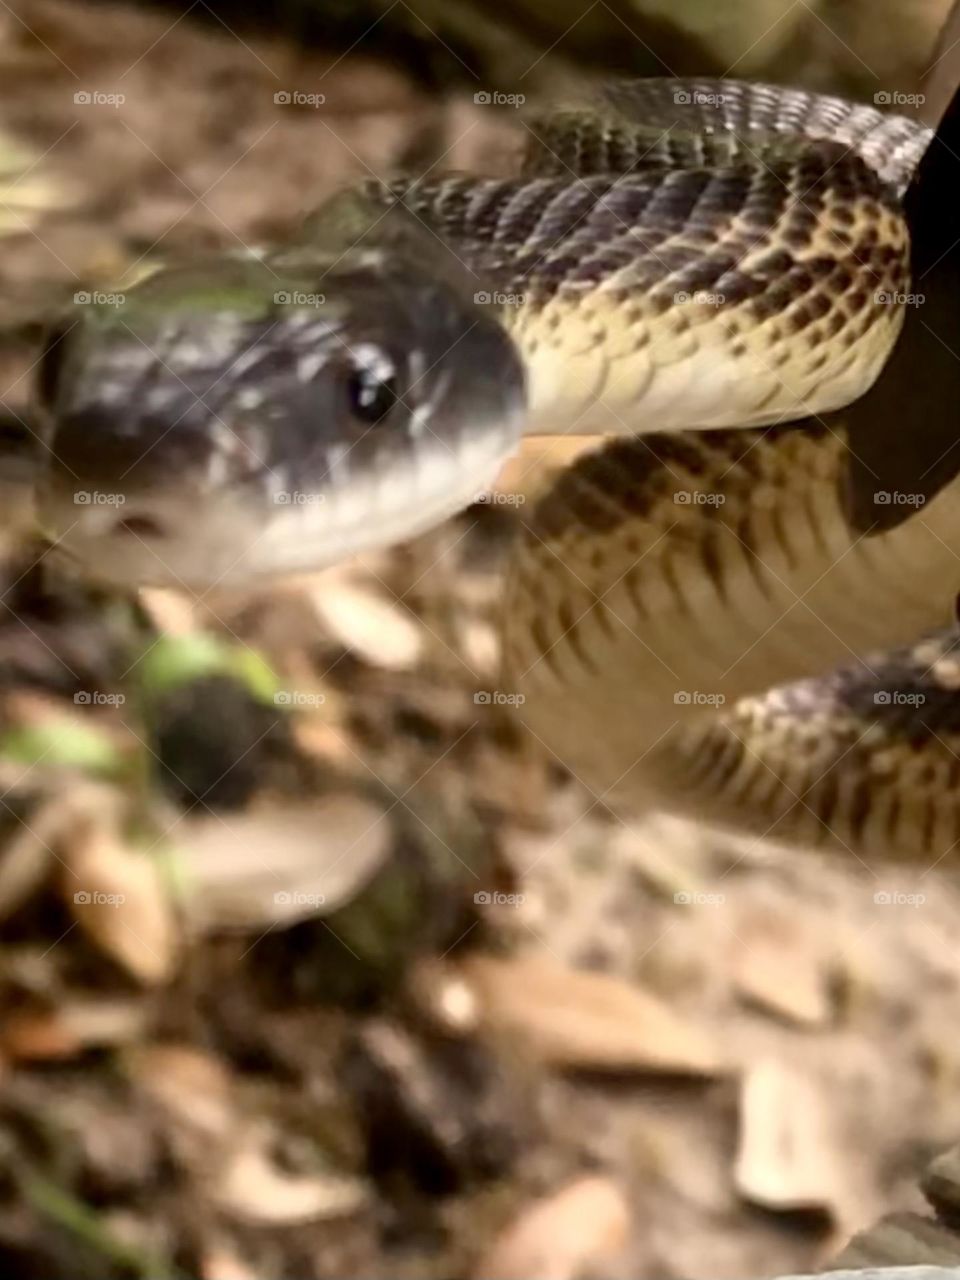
top-left (462, 952), bottom-right (724, 1075)
top-left (0, 782), bottom-right (127, 921)
top-left (65, 822), bottom-right (179, 985)
top-left (178, 794), bottom-right (393, 929)
top-left (473, 1176), bottom-right (631, 1280)
top-left (2, 1009), bottom-right (79, 1061)
top-left (310, 575), bottom-right (423, 670)
top-left (733, 917), bottom-right (833, 1026)
top-left (212, 1138), bottom-right (366, 1224)
top-left (734, 1058), bottom-right (841, 1216)
top-left (127, 1044), bottom-right (235, 1143)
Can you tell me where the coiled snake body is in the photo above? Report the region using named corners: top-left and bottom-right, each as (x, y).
top-left (37, 78), bottom-right (960, 864)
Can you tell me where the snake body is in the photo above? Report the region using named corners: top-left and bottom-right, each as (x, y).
top-left (36, 78), bottom-right (960, 862)
top-left (365, 81), bottom-right (923, 435)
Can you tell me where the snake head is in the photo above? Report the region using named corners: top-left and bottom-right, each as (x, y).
top-left (34, 194), bottom-right (525, 590)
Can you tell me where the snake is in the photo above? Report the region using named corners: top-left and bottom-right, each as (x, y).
top-left (30, 76), bottom-right (960, 865)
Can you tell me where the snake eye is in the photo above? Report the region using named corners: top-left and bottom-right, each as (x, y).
top-left (346, 351), bottom-right (398, 426)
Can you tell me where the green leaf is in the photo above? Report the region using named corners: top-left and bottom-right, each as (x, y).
top-left (0, 719), bottom-right (125, 777)
top-left (137, 633), bottom-right (280, 705)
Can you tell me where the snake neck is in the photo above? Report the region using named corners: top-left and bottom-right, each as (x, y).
top-left (502, 426), bottom-right (960, 860)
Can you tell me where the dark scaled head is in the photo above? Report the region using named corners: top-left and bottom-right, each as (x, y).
top-left (35, 192), bottom-right (526, 589)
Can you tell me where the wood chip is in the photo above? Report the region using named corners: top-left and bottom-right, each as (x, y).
top-left (310, 576), bottom-right (423, 670)
top-left (461, 951), bottom-right (724, 1076)
top-left (179, 794), bottom-right (393, 929)
top-left (734, 1058), bottom-right (841, 1216)
top-left (473, 1176), bottom-right (631, 1280)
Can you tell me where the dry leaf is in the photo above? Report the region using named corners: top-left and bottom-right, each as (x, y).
top-left (2, 1009), bottom-right (79, 1061)
top-left (734, 1058), bottom-right (841, 1216)
top-left (127, 1044), bottom-right (236, 1144)
top-left (58, 997), bottom-right (149, 1048)
top-left (732, 905), bottom-right (833, 1027)
top-left (212, 1138), bottom-right (366, 1224)
top-left (462, 952), bottom-right (724, 1075)
top-left (201, 1244), bottom-right (261, 1280)
top-left (310, 575), bottom-right (423, 670)
top-left (734, 928), bottom-right (833, 1027)
top-left (178, 794), bottom-right (392, 929)
top-left (137, 587), bottom-right (199, 636)
top-left (0, 783), bottom-right (119, 920)
top-left (65, 821), bottom-right (178, 985)
top-left (474, 1176), bottom-right (631, 1280)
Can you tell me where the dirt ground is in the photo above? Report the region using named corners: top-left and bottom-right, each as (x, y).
top-left (1, 2), bottom-right (960, 1278)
